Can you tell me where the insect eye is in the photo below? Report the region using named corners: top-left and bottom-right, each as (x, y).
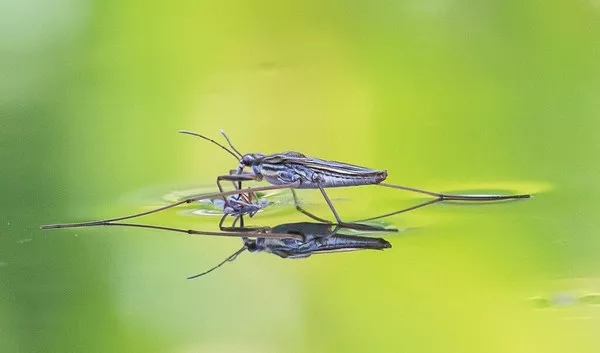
top-left (241, 153), bottom-right (265, 165)
top-left (241, 154), bottom-right (254, 165)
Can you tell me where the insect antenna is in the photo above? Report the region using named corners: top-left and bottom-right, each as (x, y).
top-left (187, 245), bottom-right (247, 279)
top-left (178, 130), bottom-right (240, 161)
top-left (219, 129), bottom-right (243, 158)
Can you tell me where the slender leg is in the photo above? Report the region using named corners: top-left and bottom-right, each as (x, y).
top-left (321, 223), bottom-right (395, 236)
top-left (336, 222), bottom-right (397, 233)
top-left (378, 183), bottom-right (530, 201)
top-left (220, 213), bottom-right (270, 233)
top-left (40, 181), bottom-right (301, 230)
top-left (93, 222), bottom-right (302, 239)
top-left (324, 224), bottom-right (341, 238)
top-left (353, 198), bottom-right (442, 222)
top-left (220, 224), bottom-right (272, 233)
top-left (345, 183), bottom-right (530, 222)
top-left (218, 214), bottom-right (229, 231)
top-left (317, 184), bottom-right (344, 224)
top-left (218, 173), bottom-right (259, 225)
top-left (232, 215), bottom-right (241, 227)
top-left (216, 173), bottom-right (258, 229)
top-left (218, 174), bottom-right (265, 228)
top-left (221, 173), bottom-right (333, 224)
top-left (291, 189), bottom-right (332, 224)
top-left (228, 169), bottom-right (255, 175)
top-left (217, 174), bottom-right (257, 193)
top-left (227, 169), bottom-right (257, 189)
top-left (219, 214), bottom-right (253, 246)
top-left (323, 223), bottom-right (386, 237)
top-left (316, 185), bottom-right (400, 230)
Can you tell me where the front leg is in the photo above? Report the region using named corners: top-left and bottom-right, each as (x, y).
top-left (316, 183), bottom-right (378, 230)
top-left (217, 173), bottom-right (263, 228)
top-left (216, 174), bottom-right (259, 193)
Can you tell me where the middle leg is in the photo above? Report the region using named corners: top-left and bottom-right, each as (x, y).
top-left (291, 189), bottom-right (332, 224)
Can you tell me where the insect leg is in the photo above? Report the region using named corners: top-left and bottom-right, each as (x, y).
top-left (317, 184), bottom-right (345, 224)
top-left (352, 198), bottom-right (443, 222)
top-left (218, 214), bottom-right (230, 231)
top-left (315, 186), bottom-right (395, 230)
top-left (217, 173), bottom-right (263, 227)
top-left (378, 183), bottom-right (530, 201)
top-left (228, 169), bottom-right (254, 176)
top-left (90, 222), bottom-right (301, 239)
top-left (291, 189), bottom-right (332, 224)
top-left (217, 174), bottom-right (257, 193)
top-left (222, 212), bottom-right (250, 248)
top-left (40, 182), bottom-right (301, 230)
top-left (232, 215), bottom-right (241, 227)
top-left (326, 224), bottom-right (342, 237)
top-left (220, 212), bottom-right (270, 233)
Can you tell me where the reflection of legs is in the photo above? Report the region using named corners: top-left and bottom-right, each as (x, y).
top-left (337, 222), bottom-right (397, 233)
top-left (218, 214), bottom-right (270, 233)
top-left (91, 221), bottom-right (302, 239)
top-left (324, 224), bottom-right (341, 238)
top-left (291, 189), bottom-right (331, 224)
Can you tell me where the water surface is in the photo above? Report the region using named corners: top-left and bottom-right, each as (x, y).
top-left (1, 1), bottom-right (599, 352)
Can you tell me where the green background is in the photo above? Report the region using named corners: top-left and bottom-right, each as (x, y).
top-left (1, 1), bottom-right (599, 352)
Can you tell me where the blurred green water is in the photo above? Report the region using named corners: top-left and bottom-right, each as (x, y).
top-left (2, 1), bottom-right (600, 352)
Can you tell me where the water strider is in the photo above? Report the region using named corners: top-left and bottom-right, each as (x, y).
top-left (180, 130), bottom-right (531, 224)
top-left (41, 130), bottom-right (531, 230)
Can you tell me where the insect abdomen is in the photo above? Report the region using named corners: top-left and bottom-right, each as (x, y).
top-left (299, 170), bottom-right (388, 188)
top-left (256, 162), bottom-right (387, 188)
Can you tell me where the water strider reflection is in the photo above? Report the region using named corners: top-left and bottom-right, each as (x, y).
top-left (186, 221), bottom-right (395, 279)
